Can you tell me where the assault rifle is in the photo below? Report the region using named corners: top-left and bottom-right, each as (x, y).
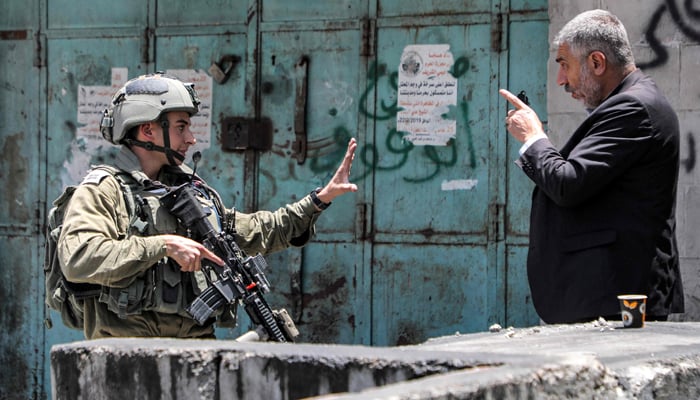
top-left (160, 181), bottom-right (299, 342)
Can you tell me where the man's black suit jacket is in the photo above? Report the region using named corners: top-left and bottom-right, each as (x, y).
top-left (516, 70), bottom-right (684, 323)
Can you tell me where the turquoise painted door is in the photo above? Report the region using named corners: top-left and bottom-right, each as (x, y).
top-left (0, 2), bottom-right (44, 400)
top-left (504, 9), bottom-right (549, 328)
top-left (40, 2), bottom-right (152, 400)
top-left (256, 19), bottom-right (372, 343)
top-left (0, 0), bottom-right (547, 398)
top-left (253, 0), bottom-right (548, 347)
top-left (366, 0), bottom-right (547, 345)
top-left (370, 6), bottom-right (500, 345)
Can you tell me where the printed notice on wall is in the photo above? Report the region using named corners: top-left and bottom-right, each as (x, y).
top-left (76, 67), bottom-right (128, 141)
top-left (67, 68), bottom-right (130, 186)
top-left (396, 44), bottom-right (457, 146)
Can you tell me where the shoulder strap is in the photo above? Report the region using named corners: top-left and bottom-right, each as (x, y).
top-left (89, 165), bottom-right (143, 233)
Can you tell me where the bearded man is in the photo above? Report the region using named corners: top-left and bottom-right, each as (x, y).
top-left (499, 9), bottom-right (684, 323)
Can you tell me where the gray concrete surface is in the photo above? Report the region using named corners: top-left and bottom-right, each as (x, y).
top-left (52, 321), bottom-right (700, 399)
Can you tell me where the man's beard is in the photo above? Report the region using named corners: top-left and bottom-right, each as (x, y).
top-left (577, 62), bottom-right (605, 109)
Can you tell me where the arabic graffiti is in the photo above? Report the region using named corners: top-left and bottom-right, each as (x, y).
top-left (638, 0), bottom-right (699, 174)
top-left (351, 57), bottom-right (472, 182)
top-left (638, 0), bottom-right (700, 69)
top-left (682, 134), bottom-right (695, 173)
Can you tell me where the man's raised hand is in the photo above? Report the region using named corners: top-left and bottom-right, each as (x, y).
top-left (499, 89), bottom-right (545, 143)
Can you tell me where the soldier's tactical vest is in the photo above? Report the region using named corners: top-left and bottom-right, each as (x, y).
top-left (98, 169), bottom-right (228, 322)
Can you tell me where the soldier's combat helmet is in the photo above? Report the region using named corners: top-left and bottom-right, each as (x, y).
top-left (100, 72), bottom-right (200, 165)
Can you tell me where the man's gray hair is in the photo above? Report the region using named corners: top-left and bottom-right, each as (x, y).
top-left (553, 9), bottom-right (635, 69)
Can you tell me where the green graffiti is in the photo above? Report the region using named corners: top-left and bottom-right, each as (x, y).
top-left (359, 62), bottom-right (403, 120)
top-left (403, 139), bottom-right (458, 183)
top-left (356, 128), bottom-right (413, 180)
top-left (449, 56), bottom-right (470, 78)
top-left (461, 100), bottom-right (477, 169)
top-left (309, 126), bottom-right (353, 174)
top-left (310, 55), bottom-right (475, 183)
top-left (385, 127), bottom-right (414, 157)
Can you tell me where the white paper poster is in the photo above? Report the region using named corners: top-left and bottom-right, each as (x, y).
top-left (396, 44), bottom-right (457, 146)
top-left (66, 68), bottom-right (129, 186)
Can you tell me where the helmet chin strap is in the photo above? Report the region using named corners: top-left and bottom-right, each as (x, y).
top-left (159, 117), bottom-right (182, 166)
top-left (124, 117), bottom-right (184, 165)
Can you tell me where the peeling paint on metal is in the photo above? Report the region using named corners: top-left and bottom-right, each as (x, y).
top-left (323, 80), bottom-right (354, 114)
top-left (63, 67), bottom-right (128, 186)
top-left (1, 133), bottom-right (30, 221)
top-left (441, 179), bottom-right (478, 191)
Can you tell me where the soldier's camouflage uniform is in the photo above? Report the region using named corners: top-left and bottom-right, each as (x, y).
top-left (58, 146), bottom-right (321, 339)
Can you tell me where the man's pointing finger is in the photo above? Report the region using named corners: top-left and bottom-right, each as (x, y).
top-left (499, 88), bottom-right (527, 110)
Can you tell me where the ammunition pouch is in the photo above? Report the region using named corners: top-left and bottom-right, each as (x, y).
top-left (99, 260), bottom-right (196, 319)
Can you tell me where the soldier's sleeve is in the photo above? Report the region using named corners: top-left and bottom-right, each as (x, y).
top-left (57, 175), bottom-right (167, 287)
top-left (229, 194), bottom-right (321, 255)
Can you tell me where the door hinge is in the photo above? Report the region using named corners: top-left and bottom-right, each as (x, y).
top-left (35, 31), bottom-right (45, 68)
top-left (293, 56), bottom-right (309, 164)
top-left (142, 27), bottom-right (154, 65)
top-left (361, 18), bottom-right (376, 58)
top-left (356, 203), bottom-right (372, 241)
top-left (491, 13), bottom-right (503, 53)
top-left (489, 203), bottom-right (505, 242)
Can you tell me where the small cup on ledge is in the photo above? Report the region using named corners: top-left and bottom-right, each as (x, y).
top-left (617, 294), bottom-right (647, 328)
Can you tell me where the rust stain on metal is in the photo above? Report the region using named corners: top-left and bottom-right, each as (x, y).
top-left (395, 320), bottom-right (426, 346)
top-left (0, 30), bottom-right (28, 40)
top-left (491, 13), bottom-right (503, 52)
top-left (302, 276), bottom-right (347, 303)
top-left (1, 133), bottom-right (30, 222)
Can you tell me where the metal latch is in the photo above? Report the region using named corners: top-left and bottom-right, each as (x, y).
top-left (221, 116), bottom-right (273, 151)
top-left (209, 55), bottom-right (241, 84)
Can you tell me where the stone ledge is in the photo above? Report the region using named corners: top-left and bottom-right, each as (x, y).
top-left (51, 321), bottom-right (700, 399)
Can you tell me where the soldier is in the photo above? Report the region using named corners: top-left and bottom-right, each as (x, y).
top-left (57, 72), bottom-right (358, 339)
